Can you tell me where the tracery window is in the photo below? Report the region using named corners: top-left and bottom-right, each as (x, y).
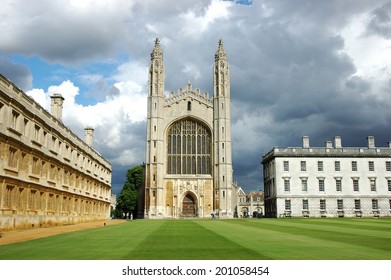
top-left (167, 119), bottom-right (211, 175)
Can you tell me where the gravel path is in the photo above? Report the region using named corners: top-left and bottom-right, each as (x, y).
top-left (0, 219), bottom-right (126, 246)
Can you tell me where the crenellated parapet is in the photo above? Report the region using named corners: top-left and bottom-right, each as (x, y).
top-left (165, 81), bottom-right (213, 107)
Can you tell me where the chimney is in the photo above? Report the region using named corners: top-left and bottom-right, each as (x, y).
top-left (302, 136), bottom-right (310, 148)
top-left (334, 136), bottom-right (342, 148)
top-left (367, 136), bottom-right (375, 148)
top-left (325, 141), bottom-right (332, 148)
top-left (85, 127), bottom-right (94, 146)
top-left (50, 94), bottom-right (64, 120)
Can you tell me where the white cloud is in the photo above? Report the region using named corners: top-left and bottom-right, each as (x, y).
top-left (27, 88), bottom-right (50, 109)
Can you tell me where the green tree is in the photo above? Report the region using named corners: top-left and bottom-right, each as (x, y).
top-left (116, 164), bottom-right (143, 219)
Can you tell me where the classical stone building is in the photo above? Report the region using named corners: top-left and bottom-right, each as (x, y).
top-left (262, 136), bottom-right (391, 218)
top-left (144, 39), bottom-right (235, 218)
top-left (0, 74), bottom-right (112, 231)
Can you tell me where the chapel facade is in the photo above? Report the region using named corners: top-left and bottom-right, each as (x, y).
top-left (144, 39), bottom-right (235, 219)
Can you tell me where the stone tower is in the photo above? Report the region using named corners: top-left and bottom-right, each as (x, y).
top-left (213, 39), bottom-right (233, 216)
top-left (144, 39), bottom-right (234, 219)
top-left (145, 38), bottom-right (165, 218)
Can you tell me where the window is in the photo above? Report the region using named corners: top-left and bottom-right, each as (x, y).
top-left (337, 199), bottom-right (343, 210)
top-left (372, 199), bottom-right (378, 210)
top-left (29, 190), bottom-right (37, 210)
top-left (352, 161), bottom-right (357, 171)
top-left (301, 178), bottom-right (308, 192)
top-left (51, 136), bottom-right (57, 151)
top-left (8, 147), bottom-right (18, 168)
top-left (300, 161), bottom-right (306, 171)
top-left (320, 199), bottom-right (326, 210)
top-left (283, 161), bottom-right (289, 172)
top-left (317, 161), bottom-right (323, 172)
top-left (24, 119), bottom-right (29, 136)
top-left (353, 178), bottom-right (359, 192)
top-left (285, 199), bottom-right (291, 210)
top-left (48, 194), bottom-right (54, 211)
top-left (388, 179), bottom-right (391, 192)
top-left (386, 161), bottom-right (391, 172)
top-left (369, 178), bottom-right (376, 192)
top-left (284, 179), bottom-right (290, 192)
top-left (32, 157), bottom-right (40, 175)
top-left (354, 199), bottom-right (361, 210)
top-left (4, 185), bottom-right (15, 208)
top-left (318, 179), bottom-right (325, 192)
top-left (0, 102), bottom-right (4, 119)
top-left (369, 161), bottom-right (375, 171)
top-left (303, 199), bottom-right (308, 210)
top-left (12, 110), bottom-right (20, 130)
top-left (187, 101), bottom-right (191, 111)
top-left (334, 161), bottom-right (340, 171)
top-left (167, 118), bottom-right (211, 175)
top-left (43, 131), bottom-right (48, 146)
top-left (50, 164), bottom-right (57, 181)
top-left (335, 179), bottom-right (342, 192)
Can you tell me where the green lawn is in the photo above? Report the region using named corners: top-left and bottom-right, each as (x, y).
top-left (0, 218), bottom-right (390, 260)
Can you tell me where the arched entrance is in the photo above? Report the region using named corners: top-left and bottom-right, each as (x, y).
top-left (182, 194), bottom-right (197, 217)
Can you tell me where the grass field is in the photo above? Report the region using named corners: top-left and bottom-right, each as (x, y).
top-left (0, 218), bottom-right (390, 260)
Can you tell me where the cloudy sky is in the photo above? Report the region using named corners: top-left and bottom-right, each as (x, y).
top-left (1, 0), bottom-right (390, 194)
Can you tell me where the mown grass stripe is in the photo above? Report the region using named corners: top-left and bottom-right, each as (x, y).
top-left (125, 220), bottom-right (266, 260)
top-left (196, 219), bottom-right (391, 260)
top-left (250, 218), bottom-right (391, 240)
top-left (242, 219), bottom-right (391, 252)
top-left (280, 218), bottom-right (391, 231)
top-left (0, 219), bottom-right (390, 260)
top-left (0, 220), bottom-right (165, 260)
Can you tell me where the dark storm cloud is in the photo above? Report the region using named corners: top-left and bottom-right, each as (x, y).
top-left (1, 0), bottom-right (133, 64)
top-left (0, 57), bottom-right (32, 90)
top-left (3, 0), bottom-right (390, 193)
top-left (366, 1), bottom-right (391, 38)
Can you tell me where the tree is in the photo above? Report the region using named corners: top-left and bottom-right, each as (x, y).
top-left (115, 164), bottom-right (143, 219)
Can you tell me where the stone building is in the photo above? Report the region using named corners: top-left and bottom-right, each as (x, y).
top-left (144, 39), bottom-right (235, 218)
top-left (262, 136), bottom-right (391, 218)
top-left (0, 74), bottom-right (112, 231)
top-left (236, 186), bottom-right (248, 218)
top-left (235, 188), bottom-right (264, 218)
top-left (247, 191), bottom-right (264, 218)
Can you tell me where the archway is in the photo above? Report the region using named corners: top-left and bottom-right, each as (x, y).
top-left (182, 193), bottom-right (197, 217)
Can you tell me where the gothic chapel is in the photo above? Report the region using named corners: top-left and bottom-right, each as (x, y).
top-left (144, 39), bottom-right (235, 218)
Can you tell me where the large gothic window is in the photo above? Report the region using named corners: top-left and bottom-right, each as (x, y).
top-left (167, 119), bottom-right (211, 175)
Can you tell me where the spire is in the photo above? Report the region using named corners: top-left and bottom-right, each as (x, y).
top-left (151, 37), bottom-right (163, 59)
top-left (215, 39), bottom-right (227, 61)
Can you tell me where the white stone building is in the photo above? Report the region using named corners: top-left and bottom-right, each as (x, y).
top-left (144, 39), bottom-right (235, 218)
top-left (262, 136), bottom-right (391, 218)
top-left (0, 74), bottom-right (112, 230)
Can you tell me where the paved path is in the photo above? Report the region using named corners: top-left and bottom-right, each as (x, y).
top-left (0, 219), bottom-right (126, 246)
